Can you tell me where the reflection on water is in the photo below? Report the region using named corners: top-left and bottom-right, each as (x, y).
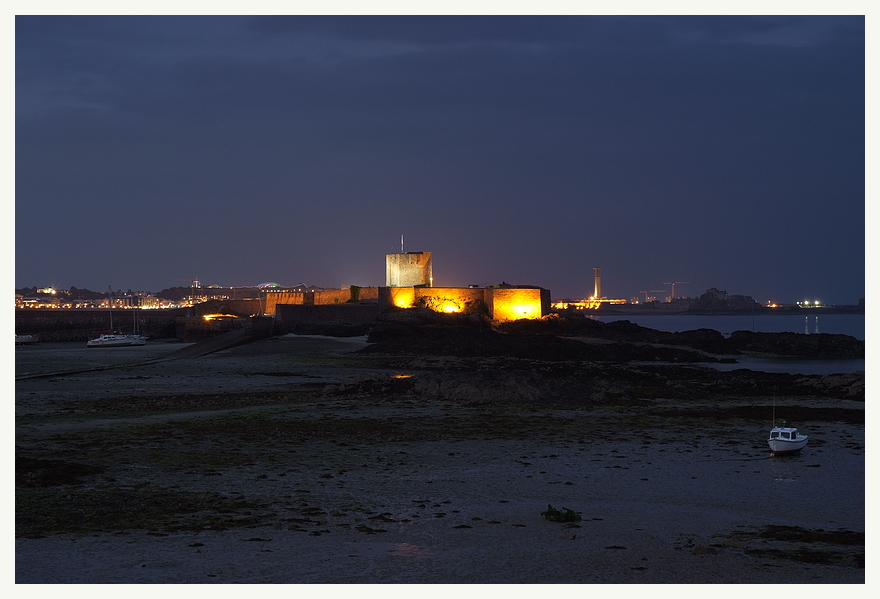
top-left (389, 543), bottom-right (436, 558)
top-left (769, 452), bottom-right (805, 484)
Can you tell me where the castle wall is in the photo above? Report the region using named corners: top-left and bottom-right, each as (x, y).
top-left (263, 287), bottom-right (379, 315)
top-left (314, 287), bottom-right (378, 305)
top-left (378, 286), bottom-right (548, 321)
top-left (414, 287), bottom-right (486, 313)
top-left (263, 292), bottom-right (308, 315)
top-left (379, 286), bottom-right (416, 309)
top-left (485, 288), bottom-right (548, 321)
top-left (314, 289), bottom-right (353, 305)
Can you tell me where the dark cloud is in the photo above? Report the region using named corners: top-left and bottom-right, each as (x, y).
top-left (15, 15), bottom-right (864, 304)
top-left (245, 15), bottom-right (597, 44)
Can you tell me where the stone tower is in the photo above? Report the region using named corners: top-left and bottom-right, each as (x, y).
top-left (385, 252), bottom-right (433, 287)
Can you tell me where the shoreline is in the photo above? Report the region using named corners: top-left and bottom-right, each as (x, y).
top-left (15, 336), bottom-right (864, 583)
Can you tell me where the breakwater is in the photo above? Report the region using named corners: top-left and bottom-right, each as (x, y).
top-left (15, 300), bottom-right (264, 342)
top-left (15, 308), bottom-right (187, 342)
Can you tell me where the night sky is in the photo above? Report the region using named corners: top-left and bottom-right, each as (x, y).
top-left (14, 14), bottom-right (866, 305)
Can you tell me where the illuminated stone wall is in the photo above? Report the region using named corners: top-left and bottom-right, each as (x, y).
top-left (378, 286), bottom-right (548, 321)
top-left (314, 289), bottom-right (354, 305)
top-left (314, 288), bottom-right (378, 305)
top-left (381, 286), bottom-right (416, 309)
top-left (485, 288), bottom-right (549, 321)
top-left (263, 287), bottom-right (379, 315)
top-left (386, 252), bottom-right (433, 287)
top-left (263, 292), bottom-right (308, 315)
top-left (414, 287), bottom-right (486, 313)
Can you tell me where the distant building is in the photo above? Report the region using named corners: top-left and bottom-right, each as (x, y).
top-left (551, 298), bottom-right (627, 310)
top-left (138, 296), bottom-right (163, 308)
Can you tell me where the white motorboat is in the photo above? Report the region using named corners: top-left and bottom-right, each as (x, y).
top-left (87, 334), bottom-right (146, 347)
top-left (768, 425), bottom-right (808, 454)
top-left (15, 334), bottom-right (39, 345)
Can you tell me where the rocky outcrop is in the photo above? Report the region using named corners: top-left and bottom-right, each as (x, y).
top-left (326, 357), bottom-right (865, 403)
top-left (363, 322), bottom-right (719, 363)
top-left (498, 313), bottom-right (863, 359)
top-left (689, 288), bottom-right (761, 312)
top-left (346, 316), bottom-right (865, 404)
top-left (792, 372), bottom-right (865, 399)
top-left (728, 330), bottom-right (864, 358)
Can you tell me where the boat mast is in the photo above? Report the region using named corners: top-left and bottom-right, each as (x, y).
top-left (107, 286), bottom-right (114, 332)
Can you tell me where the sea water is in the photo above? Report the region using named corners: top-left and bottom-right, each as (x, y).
top-left (590, 313), bottom-right (865, 339)
top-left (698, 356), bottom-right (864, 375)
top-left (589, 313), bottom-right (865, 375)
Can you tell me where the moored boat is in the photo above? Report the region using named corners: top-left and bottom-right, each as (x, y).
top-left (87, 333), bottom-right (146, 347)
top-left (87, 288), bottom-right (147, 347)
top-left (768, 425), bottom-right (808, 454)
top-left (15, 334), bottom-right (39, 345)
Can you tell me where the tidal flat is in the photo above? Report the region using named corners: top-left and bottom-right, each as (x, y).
top-left (15, 335), bottom-right (864, 583)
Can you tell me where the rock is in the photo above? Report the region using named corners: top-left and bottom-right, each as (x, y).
top-left (689, 288), bottom-right (761, 312)
top-left (728, 330), bottom-right (863, 358)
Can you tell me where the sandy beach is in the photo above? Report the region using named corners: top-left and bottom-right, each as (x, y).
top-left (15, 335), bottom-right (865, 584)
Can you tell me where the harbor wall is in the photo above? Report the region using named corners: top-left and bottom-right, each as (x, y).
top-left (15, 308), bottom-right (186, 342)
top-left (14, 300), bottom-right (264, 342)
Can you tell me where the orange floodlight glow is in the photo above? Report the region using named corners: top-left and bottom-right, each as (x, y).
top-left (513, 304), bottom-right (541, 319)
top-left (491, 288), bottom-right (544, 321)
top-left (390, 287), bottom-right (416, 309)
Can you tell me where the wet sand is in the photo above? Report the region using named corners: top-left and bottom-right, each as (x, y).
top-left (15, 336), bottom-right (865, 583)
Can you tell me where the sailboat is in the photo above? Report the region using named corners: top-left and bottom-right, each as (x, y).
top-left (87, 289), bottom-right (147, 347)
top-left (767, 398), bottom-right (808, 454)
top-left (87, 332), bottom-right (146, 347)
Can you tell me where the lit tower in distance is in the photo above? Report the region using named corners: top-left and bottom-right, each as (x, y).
top-left (663, 281), bottom-right (689, 302)
top-left (593, 267), bottom-right (601, 299)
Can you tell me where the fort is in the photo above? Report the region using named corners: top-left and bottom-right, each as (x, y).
top-left (263, 250), bottom-right (550, 324)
